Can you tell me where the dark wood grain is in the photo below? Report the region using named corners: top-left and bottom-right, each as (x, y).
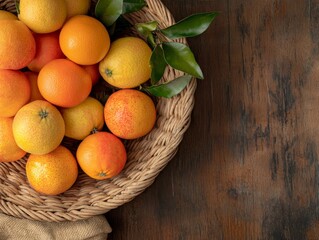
top-left (105, 0), bottom-right (319, 239)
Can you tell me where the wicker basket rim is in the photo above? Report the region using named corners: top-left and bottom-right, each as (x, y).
top-left (0, 0), bottom-right (197, 222)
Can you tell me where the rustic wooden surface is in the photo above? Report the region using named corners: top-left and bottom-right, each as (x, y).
top-left (105, 0), bottom-right (319, 239)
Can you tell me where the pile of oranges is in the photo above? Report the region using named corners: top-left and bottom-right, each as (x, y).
top-left (0, 0), bottom-right (157, 195)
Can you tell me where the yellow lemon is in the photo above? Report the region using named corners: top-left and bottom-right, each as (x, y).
top-left (99, 37), bottom-right (152, 88)
top-left (18, 0), bottom-right (67, 33)
top-left (12, 100), bottom-right (65, 155)
top-left (60, 97), bottom-right (104, 140)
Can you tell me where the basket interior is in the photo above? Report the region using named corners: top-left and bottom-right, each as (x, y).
top-left (0, 0), bottom-right (197, 222)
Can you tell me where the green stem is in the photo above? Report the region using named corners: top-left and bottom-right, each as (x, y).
top-left (39, 109), bottom-right (48, 119)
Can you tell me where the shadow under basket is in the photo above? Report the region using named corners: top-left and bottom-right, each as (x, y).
top-left (0, 0), bottom-right (196, 222)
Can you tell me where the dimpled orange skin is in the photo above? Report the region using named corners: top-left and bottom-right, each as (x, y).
top-left (76, 132), bottom-right (127, 180)
top-left (59, 15), bottom-right (110, 65)
top-left (18, 0), bottom-right (67, 34)
top-left (60, 97), bottom-right (105, 140)
top-left (81, 64), bottom-right (100, 85)
top-left (98, 37), bottom-right (152, 89)
top-left (38, 59), bottom-right (92, 108)
top-left (0, 10), bottom-right (18, 20)
top-left (0, 117), bottom-right (26, 162)
top-left (28, 31), bottom-right (65, 72)
top-left (104, 89), bottom-right (157, 140)
top-left (26, 145), bottom-right (78, 195)
top-left (0, 20), bottom-right (36, 70)
top-left (12, 100), bottom-right (65, 155)
top-left (0, 69), bottom-right (31, 117)
top-left (24, 71), bottom-right (45, 102)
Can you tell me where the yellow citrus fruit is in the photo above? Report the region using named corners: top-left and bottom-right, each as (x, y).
top-left (76, 132), bottom-right (127, 180)
top-left (24, 71), bottom-right (45, 102)
top-left (26, 145), bottom-right (78, 195)
top-left (99, 37), bottom-right (152, 88)
top-left (0, 10), bottom-right (18, 20)
top-left (61, 97), bottom-right (104, 140)
top-left (104, 89), bottom-right (157, 139)
top-left (65, 0), bottom-right (91, 19)
top-left (0, 20), bottom-right (36, 70)
top-left (0, 117), bottom-right (26, 162)
top-left (0, 69), bottom-right (31, 117)
top-left (59, 15), bottom-right (110, 65)
top-left (18, 0), bottom-right (67, 33)
top-left (12, 100), bottom-right (65, 155)
top-left (38, 59), bottom-right (92, 108)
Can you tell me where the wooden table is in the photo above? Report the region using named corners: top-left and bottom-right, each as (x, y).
top-left (106, 0), bottom-right (319, 239)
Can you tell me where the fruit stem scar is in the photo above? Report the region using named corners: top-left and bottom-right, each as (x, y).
top-left (98, 172), bottom-right (107, 177)
top-left (105, 69), bottom-right (112, 77)
top-left (39, 109), bottom-right (49, 119)
top-left (91, 127), bottom-right (99, 134)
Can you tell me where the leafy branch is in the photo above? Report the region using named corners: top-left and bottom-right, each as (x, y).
top-left (95, 0), bottom-right (146, 27)
top-left (95, 0), bottom-right (218, 98)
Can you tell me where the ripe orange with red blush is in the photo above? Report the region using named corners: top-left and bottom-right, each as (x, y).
top-left (76, 132), bottom-right (127, 180)
top-left (104, 89), bottom-right (157, 139)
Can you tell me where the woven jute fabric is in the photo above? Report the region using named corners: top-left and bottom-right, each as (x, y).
top-left (0, 213), bottom-right (111, 239)
top-left (0, 0), bottom-right (197, 222)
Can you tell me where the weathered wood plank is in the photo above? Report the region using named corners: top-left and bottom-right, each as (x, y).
top-left (106, 1), bottom-right (319, 239)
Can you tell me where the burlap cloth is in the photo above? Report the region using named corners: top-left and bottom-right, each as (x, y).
top-left (0, 213), bottom-right (111, 239)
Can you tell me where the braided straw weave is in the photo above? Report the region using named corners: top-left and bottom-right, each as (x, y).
top-left (0, 0), bottom-right (197, 222)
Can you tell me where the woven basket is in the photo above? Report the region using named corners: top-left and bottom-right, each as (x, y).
top-left (0, 0), bottom-right (197, 222)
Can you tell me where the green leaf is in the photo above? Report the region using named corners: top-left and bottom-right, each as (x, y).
top-left (161, 12), bottom-right (218, 39)
top-left (135, 21), bottom-right (158, 47)
top-left (150, 45), bottom-right (167, 84)
top-left (123, 0), bottom-right (146, 14)
top-left (136, 21), bottom-right (158, 37)
top-left (146, 34), bottom-right (156, 48)
top-left (107, 21), bottom-right (117, 36)
top-left (95, 0), bottom-right (123, 27)
top-left (162, 42), bottom-right (203, 79)
top-left (15, 0), bottom-right (19, 14)
top-left (143, 75), bottom-right (192, 98)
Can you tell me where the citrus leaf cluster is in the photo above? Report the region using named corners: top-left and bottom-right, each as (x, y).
top-left (95, 0), bottom-right (146, 27)
top-left (96, 1), bottom-right (218, 98)
top-left (139, 12), bottom-right (218, 98)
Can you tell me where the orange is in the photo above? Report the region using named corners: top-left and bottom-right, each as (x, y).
top-left (0, 20), bottom-right (36, 70)
top-left (0, 117), bottom-right (26, 162)
top-left (0, 69), bottom-right (31, 117)
top-left (38, 59), bottom-right (92, 108)
top-left (12, 100), bottom-right (65, 155)
top-left (25, 71), bottom-right (45, 102)
top-left (26, 145), bottom-right (78, 195)
top-left (61, 97), bottom-right (104, 140)
top-left (0, 10), bottom-right (18, 20)
top-left (82, 64), bottom-right (100, 85)
top-left (59, 15), bottom-right (110, 65)
top-left (28, 31), bottom-right (65, 72)
top-left (76, 132), bottom-right (127, 180)
top-left (104, 89), bottom-right (157, 139)
top-left (99, 37), bottom-right (152, 88)
top-left (65, 0), bottom-right (91, 19)
top-left (18, 0), bottom-right (67, 33)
